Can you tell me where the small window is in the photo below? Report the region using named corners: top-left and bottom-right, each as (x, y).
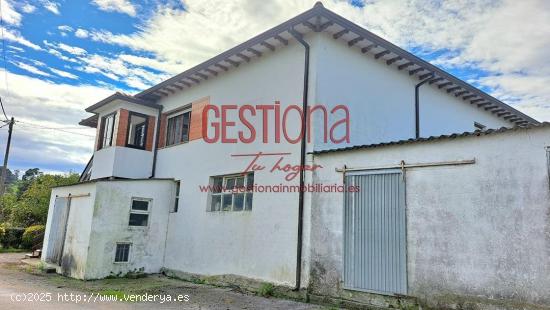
top-left (166, 110), bottom-right (191, 146)
top-left (172, 181), bottom-right (180, 213)
top-left (129, 198), bottom-right (150, 227)
top-left (100, 112), bottom-right (116, 149)
top-left (474, 122), bottom-right (486, 131)
top-left (209, 173), bottom-right (254, 212)
top-left (114, 243), bottom-right (131, 263)
top-left (126, 112), bottom-right (149, 149)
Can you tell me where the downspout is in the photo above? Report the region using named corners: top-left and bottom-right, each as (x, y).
top-left (150, 106), bottom-right (163, 178)
top-left (414, 73), bottom-right (434, 138)
top-left (289, 27), bottom-right (309, 291)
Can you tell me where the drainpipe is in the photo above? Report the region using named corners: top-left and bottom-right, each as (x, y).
top-left (414, 73), bottom-right (434, 139)
top-left (150, 106), bottom-right (163, 178)
top-left (289, 27), bottom-right (309, 291)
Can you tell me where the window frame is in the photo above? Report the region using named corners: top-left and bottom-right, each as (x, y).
top-left (172, 181), bottom-right (180, 213)
top-left (99, 112), bottom-right (116, 150)
top-left (114, 242), bottom-right (131, 263)
top-left (125, 111), bottom-right (150, 150)
top-left (128, 197), bottom-right (151, 228)
top-left (165, 108), bottom-right (192, 147)
top-left (208, 172), bottom-right (254, 212)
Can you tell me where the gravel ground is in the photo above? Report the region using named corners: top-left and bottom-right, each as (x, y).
top-left (0, 253), bottom-right (323, 310)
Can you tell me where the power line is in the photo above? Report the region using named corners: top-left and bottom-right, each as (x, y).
top-left (16, 120), bottom-right (96, 138)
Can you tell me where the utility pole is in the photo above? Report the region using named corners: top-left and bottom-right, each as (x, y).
top-left (0, 117), bottom-right (14, 196)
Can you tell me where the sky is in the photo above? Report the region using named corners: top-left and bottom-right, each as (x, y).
top-left (0, 0), bottom-right (548, 175)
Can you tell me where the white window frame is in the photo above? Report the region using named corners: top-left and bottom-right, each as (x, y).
top-left (209, 173), bottom-right (253, 212)
top-left (128, 197), bottom-right (151, 228)
top-left (114, 242), bottom-right (132, 263)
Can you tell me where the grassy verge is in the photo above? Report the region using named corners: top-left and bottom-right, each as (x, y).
top-left (0, 247), bottom-right (28, 253)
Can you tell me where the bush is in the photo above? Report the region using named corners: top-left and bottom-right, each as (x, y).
top-left (0, 225), bottom-right (4, 245)
top-left (0, 225), bottom-right (25, 248)
top-left (258, 283), bottom-right (275, 297)
top-left (21, 225), bottom-right (45, 249)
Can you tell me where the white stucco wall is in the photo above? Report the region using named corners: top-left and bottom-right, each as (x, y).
top-left (84, 179), bottom-right (175, 279)
top-left (155, 39), bottom-right (308, 286)
top-left (42, 183), bottom-right (97, 279)
top-left (309, 126), bottom-right (550, 306)
top-left (311, 33), bottom-right (511, 151)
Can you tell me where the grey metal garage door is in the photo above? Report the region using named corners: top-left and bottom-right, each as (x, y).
top-left (45, 197), bottom-right (71, 265)
top-left (343, 169), bottom-right (407, 295)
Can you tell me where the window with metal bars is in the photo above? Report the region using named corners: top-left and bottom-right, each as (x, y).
top-left (114, 243), bottom-right (131, 263)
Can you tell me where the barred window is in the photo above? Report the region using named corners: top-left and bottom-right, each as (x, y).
top-left (114, 243), bottom-right (131, 263)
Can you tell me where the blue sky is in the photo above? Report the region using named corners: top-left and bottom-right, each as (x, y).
top-left (0, 0), bottom-right (548, 175)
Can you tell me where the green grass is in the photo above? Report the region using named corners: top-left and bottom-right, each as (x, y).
top-left (0, 247), bottom-right (27, 253)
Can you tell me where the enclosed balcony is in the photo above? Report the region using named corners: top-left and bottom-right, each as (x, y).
top-left (78, 92), bottom-right (161, 180)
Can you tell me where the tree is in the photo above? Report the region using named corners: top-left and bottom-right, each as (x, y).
top-left (1, 170), bottom-right (79, 227)
top-left (15, 168), bottom-right (43, 198)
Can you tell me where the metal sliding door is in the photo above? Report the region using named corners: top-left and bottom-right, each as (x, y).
top-left (343, 170), bottom-right (406, 294)
top-left (45, 197), bottom-right (71, 265)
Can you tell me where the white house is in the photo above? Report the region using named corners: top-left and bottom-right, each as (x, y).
top-left (42, 3), bottom-right (550, 309)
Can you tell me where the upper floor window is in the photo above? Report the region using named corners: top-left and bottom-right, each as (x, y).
top-left (126, 112), bottom-right (149, 149)
top-left (100, 112), bottom-right (116, 149)
top-left (166, 110), bottom-right (191, 146)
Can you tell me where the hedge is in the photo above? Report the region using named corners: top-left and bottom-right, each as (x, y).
top-left (0, 226), bottom-right (25, 248)
top-left (21, 225), bottom-right (45, 249)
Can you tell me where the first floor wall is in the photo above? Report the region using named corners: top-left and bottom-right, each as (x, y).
top-left (84, 180), bottom-right (175, 279)
top-left (309, 126), bottom-right (550, 306)
top-left (157, 140), bottom-right (301, 286)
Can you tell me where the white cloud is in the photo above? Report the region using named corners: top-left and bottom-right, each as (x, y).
top-left (50, 68), bottom-right (78, 79)
top-left (21, 3), bottom-right (37, 14)
top-left (75, 28), bottom-right (89, 38)
top-left (13, 61), bottom-right (51, 77)
top-left (44, 41), bottom-right (87, 56)
top-left (92, 0), bottom-right (137, 16)
top-left (41, 0), bottom-right (60, 15)
top-left (1, 27), bottom-right (41, 50)
top-left (0, 70), bottom-right (113, 170)
top-left (1, 0), bottom-right (22, 26)
top-left (57, 25), bottom-right (73, 32)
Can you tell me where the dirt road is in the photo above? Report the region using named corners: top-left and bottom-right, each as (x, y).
top-left (0, 253), bottom-right (322, 310)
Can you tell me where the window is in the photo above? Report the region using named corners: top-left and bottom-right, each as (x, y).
top-left (100, 113), bottom-right (116, 149)
top-left (209, 173), bottom-right (254, 212)
top-left (126, 112), bottom-right (149, 149)
top-left (166, 110), bottom-right (191, 146)
top-left (129, 198), bottom-right (150, 227)
top-left (474, 122), bottom-right (486, 131)
top-left (114, 243), bottom-right (131, 263)
top-left (172, 181), bottom-right (180, 213)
